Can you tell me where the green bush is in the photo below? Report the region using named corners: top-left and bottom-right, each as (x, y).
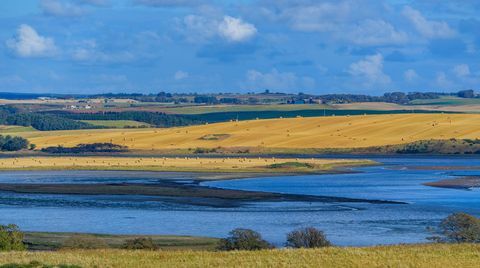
top-left (61, 235), bottom-right (108, 249)
top-left (429, 213), bottom-right (480, 243)
top-left (122, 237), bottom-right (158, 250)
top-left (0, 224), bottom-right (25, 251)
top-left (217, 228), bottom-right (273, 251)
top-left (286, 227), bottom-right (331, 248)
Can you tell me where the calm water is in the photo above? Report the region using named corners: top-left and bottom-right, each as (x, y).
top-left (0, 156), bottom-right (479, 246)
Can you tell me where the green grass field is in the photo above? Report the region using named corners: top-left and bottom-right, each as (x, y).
top-left (24, 232), bottom-right (218, 251)
top-left (79, 120), bottom-right (151, 128)
top-left (0, 244), bottom-right (478, 267)
top-left (162, 104), bottom-right (332, 114)
top-left (409, 96), bottom-right (480, 106)
top-left (0, 125), bottom-right (36, 133)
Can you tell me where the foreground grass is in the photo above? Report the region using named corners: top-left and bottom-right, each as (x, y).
top-left (0, 157), bottom-right (373, 173)
top-left (0, 244), bottom-right (478, 267)
top-left (19, 113), bottom-right (480, 151)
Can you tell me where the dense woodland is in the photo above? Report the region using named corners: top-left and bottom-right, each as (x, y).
top-left (0, 107), bottom-right (98, 131)
top-left (44, 111), bottom-right (204, 127)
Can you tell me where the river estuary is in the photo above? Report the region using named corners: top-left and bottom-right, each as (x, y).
top-left (0, 156), bottom-right (478, 246)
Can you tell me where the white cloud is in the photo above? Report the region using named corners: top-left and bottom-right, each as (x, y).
top-left (404, 69), bottom-right (419, 82)
top-left (453, 64), bottom-right (470, 77)
top-left (6, 24), bottom-right (57, 58)
top-left (348, 19), bottom-right (408, 46)
top-left (244, 69), bottom-right (315, 91)
top-left (402, 6), bottom-right (455, 39)
top-left (218, 16), bottom-right (257, 42)
top-left (178, 14), bottom-right (256, 43)
top-left (348, 54), bottom-right (391, 86)
top-left (174, 71), bottom-right (189, 80)
top-left (40, 0), bottom-right (86, 17)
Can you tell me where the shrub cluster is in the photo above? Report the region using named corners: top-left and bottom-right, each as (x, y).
top-left (0, 135), bottom-right (29, 151)
top-left (429, 212), bottom-right (480, 243)
top-left (41, 143), bottom-right (128, 154)
top-left (217, 227), bottom-right (331, 251)
top-left (0, 224), bottom-right (25, 251)
top-left (122, 237), bottom-right (158, 250)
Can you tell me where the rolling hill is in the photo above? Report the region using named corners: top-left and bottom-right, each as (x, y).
top-left (18, 113), bottom-right (480, 151)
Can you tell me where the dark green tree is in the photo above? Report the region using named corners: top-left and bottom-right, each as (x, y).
top-left (217, 228), bottom-right (273, 251)
top-left (286, 227), bottom-right (331, 248)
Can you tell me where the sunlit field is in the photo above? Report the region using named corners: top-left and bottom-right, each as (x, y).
top-left (0, 244), bottom-right (478, 268)
top-left (18, 113), bottom-right (480, 150)
top-left (0, 157), bottom-right (371, 173)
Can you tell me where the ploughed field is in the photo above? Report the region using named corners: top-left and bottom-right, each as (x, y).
top-left (0, 244), bottom-right (478, 268)
top-left (18, 113), bottom-right (480, 151)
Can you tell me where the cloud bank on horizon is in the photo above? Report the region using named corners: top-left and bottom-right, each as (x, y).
top-left (0, 0), bottom-right (479, 94)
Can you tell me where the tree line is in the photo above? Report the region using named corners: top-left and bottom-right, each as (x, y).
top-left (44, 111), bottom-right (204, 127)
top-left (0, 107), bottom-right (99, 131)
top-left (41, 143), bottom-right (128, 154)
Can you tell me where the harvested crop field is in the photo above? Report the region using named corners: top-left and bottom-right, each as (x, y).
top-left (18, 114), bottom-right (480, 151)
top-left (0, 157), bottom-right (371, 173)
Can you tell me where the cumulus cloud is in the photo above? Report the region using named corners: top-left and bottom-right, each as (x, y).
top-left (348, 54), bottom-right (391, 86)
top-left (263, 2), bottom-right (407, 46)
top-left (402, 6), bottom-right (455, 39)
top-left (404, 69), bottom-right (419, 82)
top-left (453, 64), bottom-right (470, 77)
top-left (218, 16), bottom-right (257, 42)
top-left (179, 15), bottom-right (256, 43)
top-left (174, 70), bottom-right (189, 80)
top-left (244, 69), bottom-right (315, 91)
top-left (6, 24), bottom-right (57, 58)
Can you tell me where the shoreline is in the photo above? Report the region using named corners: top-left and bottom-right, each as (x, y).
top-left (0, 156), bottom-right (376, 174)
top-left (424, 176), bottom-right (480, 189)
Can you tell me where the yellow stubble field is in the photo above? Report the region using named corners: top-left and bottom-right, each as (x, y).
top-left (0, 156), bottom-right (372, 173)
top-left (18, 113), bottom-right (480, 150)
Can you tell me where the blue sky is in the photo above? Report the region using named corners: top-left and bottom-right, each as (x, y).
top-left (1, 0), bottom-right (479, 94)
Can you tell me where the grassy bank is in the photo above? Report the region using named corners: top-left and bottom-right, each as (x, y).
top-left (0, 157), bottom-right (374, 173)
top-left (0, 244), bottom-right (478, 267)
top-left (24, 232), bottom-right (218, 251)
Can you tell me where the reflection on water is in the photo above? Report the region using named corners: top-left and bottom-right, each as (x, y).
top-left (0, 156), bottom-right (479, 246)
